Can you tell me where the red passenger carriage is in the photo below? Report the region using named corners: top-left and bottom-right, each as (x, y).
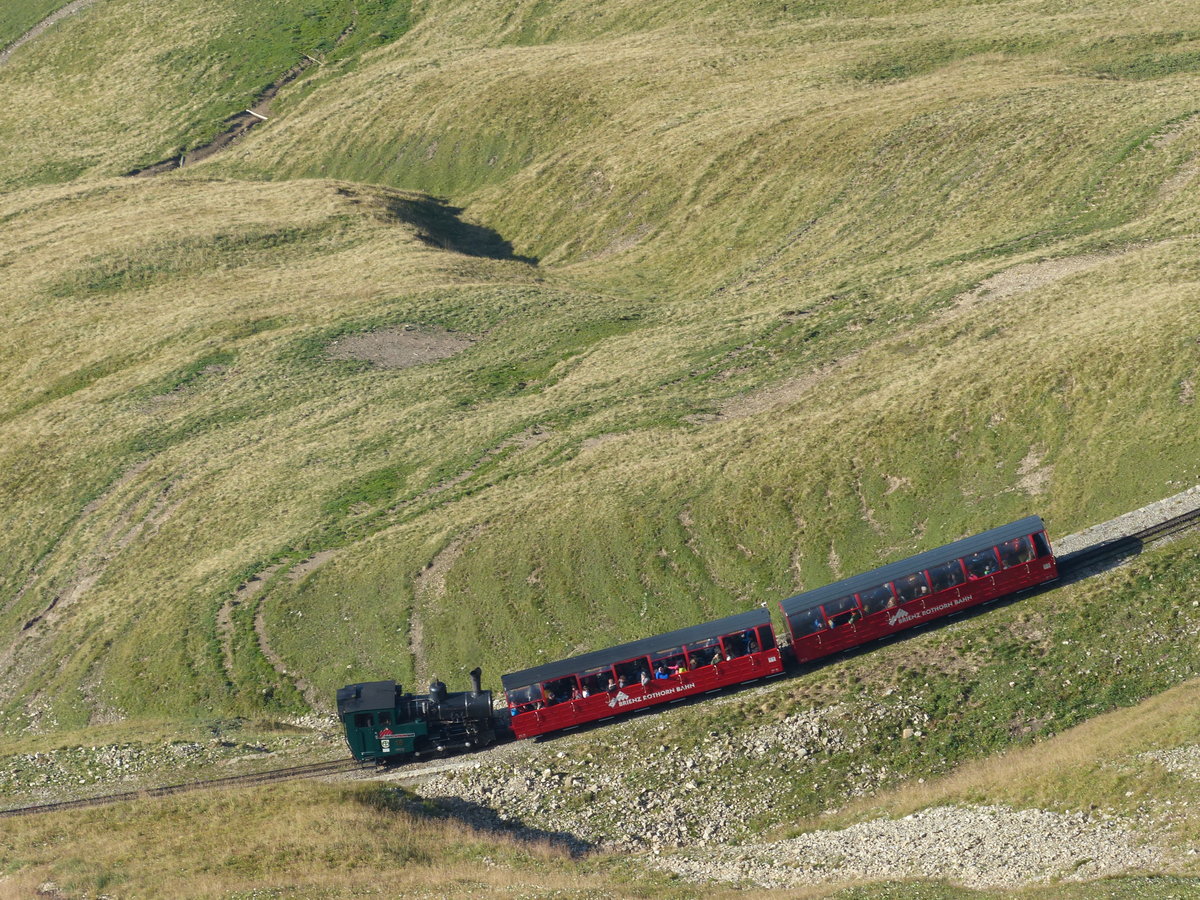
top-left (781, 515), bottom-right (1056, 663)
top-left (502, 608), bottom-right (784, 739)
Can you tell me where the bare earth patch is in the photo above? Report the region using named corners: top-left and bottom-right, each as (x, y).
top-left (326, 325), bottom-right (475, 369)
top-left (580, 433), bottom-right (621, 452)
top-left (955, 250), bottom-right (1135, 308)
top-left (1016, 444), bottom-right (1053, 496)
top-left (1150, 111), bottom-right (1200, 149)
top-left (716, 356), bottom-right (859, 422)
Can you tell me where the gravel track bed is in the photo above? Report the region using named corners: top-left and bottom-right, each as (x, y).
top-left (1142, 744), bottom-right (1200, 780)
top-left (1055, 484), bottom-right (1200, 557)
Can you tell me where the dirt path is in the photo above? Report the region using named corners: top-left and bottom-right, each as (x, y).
top-left (253, 588), bottom-right (324, 712)
top-left (410, 527), bottom-right (487, 686)
top-left (952, 249), bottom-right (1139, 309)
top-left (0, 0), bottom-right (98, 66)
top-left (126, 8), bottom-right (357, 176)
top-left (227, 547), bottom-right (344, 712)
top-left (225, 557), bottom-right (329, 712)
top-left (220, 564), bottom-right (284, 685)
top-left (0, 460), bottom-right (177, 720)
top-left (126, 59), bottom-right (315, 177)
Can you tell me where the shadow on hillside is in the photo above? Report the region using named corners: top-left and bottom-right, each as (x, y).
top-left (428, 795), bottom-right (593, 857)
top-left (385, 196), bottom-right (538, 264)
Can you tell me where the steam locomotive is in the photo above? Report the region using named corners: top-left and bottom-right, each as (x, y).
top-left (336, 666), bottom-right (502, 763)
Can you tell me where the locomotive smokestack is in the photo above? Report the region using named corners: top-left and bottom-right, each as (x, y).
top-left (469, 666), bottom-right (482, 697)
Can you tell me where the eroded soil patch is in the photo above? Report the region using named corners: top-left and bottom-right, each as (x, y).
top-left (326, 325), bottom-right (475, 369)
top-left (954, 249), bottom-right (1136, 308)
top-left (125, 56), bottom-right (317, 177)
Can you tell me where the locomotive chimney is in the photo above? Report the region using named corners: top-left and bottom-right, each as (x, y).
top-left (469, 666), bottom-right (482, 697)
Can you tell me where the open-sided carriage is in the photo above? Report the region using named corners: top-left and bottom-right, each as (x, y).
top-left (781, 516), bottom-right (1057, 663)
top-left (502, 608), bottom-right (785, 739)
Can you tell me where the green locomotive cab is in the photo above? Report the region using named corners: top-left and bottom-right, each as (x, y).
top-left (337, 681), bottom-right (429, 762)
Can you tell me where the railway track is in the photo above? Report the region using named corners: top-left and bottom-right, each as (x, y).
top-left (0, 758), bottom-right (369, 819)
top-left (1056, 503), bottom-right (1200, 578)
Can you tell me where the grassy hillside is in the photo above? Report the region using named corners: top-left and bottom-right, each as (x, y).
top-left (0, 0), bottom-right (1198, 771)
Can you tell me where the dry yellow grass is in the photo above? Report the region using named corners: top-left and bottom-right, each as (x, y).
top-left (0, 778), bottom-right (835, 899)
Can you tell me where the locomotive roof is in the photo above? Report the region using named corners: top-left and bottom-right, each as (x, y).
top-left (501, 607), bottom-right (771, 690)
top-left (336, 680), bottom-right (398, 715)
top-left (780, 515), bottom-right (1048, 619)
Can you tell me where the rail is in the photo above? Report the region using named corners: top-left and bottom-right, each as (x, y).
top-left (0, 758), bottom-right (368, 819)
top-left (1056, 504), bottom-right (1200, 577)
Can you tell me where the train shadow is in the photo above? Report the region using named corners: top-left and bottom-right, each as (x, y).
top-left (415, 793), bottom-right (594, 857)
top-left (1055, 536), bottom-right (1145, 585)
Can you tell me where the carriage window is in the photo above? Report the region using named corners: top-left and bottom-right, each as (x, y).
top-left (578, 665), bottom-right (613, 695)
top-left (823, 595), bottom-right (858, 617)
top-left (1033, 531), bottom-right (1052, 558)
top-left (726, 626), bottom-right (762, 655)
top-left (541, 676), bottom-right (578, 705)
top-left (927, 559), bottom-right (966, 592)
top-left (756, 625), bottom-right (776, 650)
top-left (789, 608), bottom-right (827, 637)
top-left (353, 713), bottom-right (373, 728)
top-left (998, 535), bottom-right (1034, 568)
top-left (859, 585), bottom-right (894, 614)
top-left (613, 657), bottom-right (651, 686)
top-left (825, 594), bottom-right (862, 627)
top-left (650, 647), bottom-right (687, 677)
top-left (963, 548), bottom-right (1000, 578)
top-left (506, 685), bottom-right (541, 708)
top-left (894, 572), bottom-right (930, 603)
top-left (684, 638), bottom-right (721, 667)
top-left (378, 713), bottom-right (392, 727)
top-left (720, 628), bottom-right (748, 657)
